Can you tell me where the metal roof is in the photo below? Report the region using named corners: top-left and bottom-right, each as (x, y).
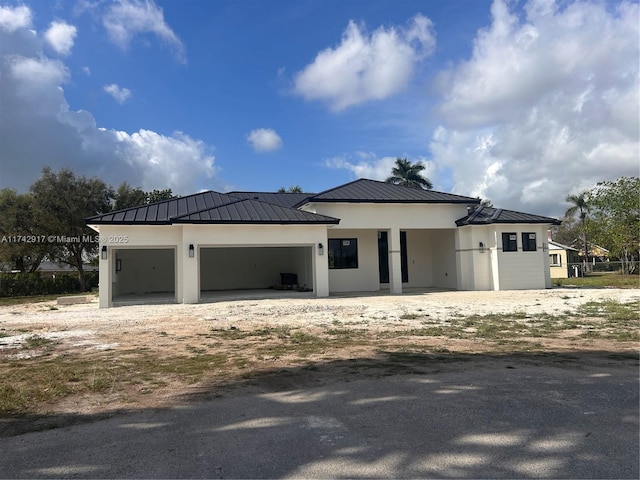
top-left (173, 198), bottom-right (339, 224)
top-left (87, 191), bottom-right (338, 225)
top-left (455, 206), bottom-right (561, 226)
top-left (226, 191), bottom-right (313, 208)
top-left (299, 178), bottom-right (480, 205)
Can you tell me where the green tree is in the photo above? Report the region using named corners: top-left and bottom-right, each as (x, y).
top-left (0, 189), bottom-right (47, 272)
top-left (277, 185), bottom-right (303, 193)
top-left (385, 158), bottom-right (433, 190)
top-left (30, 167), bottom-right (114, 290)
top-left (147, 188), bottom-right (175, 203)
top-left (565, 191), bottom-right (591, 271)
top-left (113, 182), bottom-right (147, 210)
top-left (588, 177), bottom-right (640, 274)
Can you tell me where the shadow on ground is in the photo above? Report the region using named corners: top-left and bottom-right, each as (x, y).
top-left (1, 350), bottom-right (638, 478)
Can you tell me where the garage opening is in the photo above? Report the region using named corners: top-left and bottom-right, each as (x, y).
top-left (199, 246), bottom-right (313, 297)
top-left (112, 248), bottom-right (176, 305)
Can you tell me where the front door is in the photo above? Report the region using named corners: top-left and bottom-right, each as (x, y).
top-left (378, 231), bottom-right (408, 284)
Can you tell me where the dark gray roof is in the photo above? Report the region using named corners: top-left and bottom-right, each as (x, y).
top-left (227, 191), bottom-right (313, 208)
top-left (174, 198), bottom-right (339, 224)
top-left (456, 206), bottom-right (561, 226)
top-left (87, 191), bottom-right (338, 225)
top-left (299, 178), bottom-right (480, 205)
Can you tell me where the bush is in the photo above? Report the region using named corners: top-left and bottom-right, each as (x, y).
top-left (0, 271), bottom-right (96, 297)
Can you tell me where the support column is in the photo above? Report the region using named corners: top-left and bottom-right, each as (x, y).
top-left (98, 244), bottom-right (111, 308)
top-left (182, 242), bottom-right (199, 304)
top-left (315, 241), bottom-right (329, 297)
top-left (388, 227), bottom-right (403, 294)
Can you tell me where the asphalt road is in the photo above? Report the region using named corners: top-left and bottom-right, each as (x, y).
top-left (1, 355), bottom-right (638, 479)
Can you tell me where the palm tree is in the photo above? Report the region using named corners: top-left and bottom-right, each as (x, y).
top-left (385, 158), bottom-right (433, 190)
top-left (565, 191), bottom-right (591, 273)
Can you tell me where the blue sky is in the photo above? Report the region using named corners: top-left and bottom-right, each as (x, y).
top-left (0, 0), bottom-right (638, 217)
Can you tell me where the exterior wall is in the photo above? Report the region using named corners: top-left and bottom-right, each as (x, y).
top-left (430, 230), bottom-right (458, 289)
top-left (327, 229), bottom-right (379, 292)
top-left (495, 224), bottom-right (550, 290)
top-left (404, 229), bottom-right (433, 288)
top-left (549, 246), bottom-right (569, 279)
top-left (307, 203), bottom-right (469, 230)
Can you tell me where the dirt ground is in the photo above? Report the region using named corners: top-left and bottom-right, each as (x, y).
top-left (1, 288), bottom-right (639, 426)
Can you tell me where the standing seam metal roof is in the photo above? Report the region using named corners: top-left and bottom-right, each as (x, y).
top-left (455, 206), bottom-right (561, 226)
top-left (298, 178), bottom-right (480, 205)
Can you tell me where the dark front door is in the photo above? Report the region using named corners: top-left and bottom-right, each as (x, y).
top-left (378, 231), bottom-right (408, 284)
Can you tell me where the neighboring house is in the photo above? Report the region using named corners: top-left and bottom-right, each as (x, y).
top-left (86, 179), bottom-right (561, 308)
top-left (548, 241), bottom-right (580, 278)
top-left (0, 261), bottom-right (97, 277)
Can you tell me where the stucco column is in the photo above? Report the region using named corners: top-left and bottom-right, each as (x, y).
top-left (490, 230), bottom-right (500, 291)
top-left (182, 242), bottom-right (199, 304)
top-left (315, 240), bottom-right (329, 297)
top-left (98, 243), bottom-right (111, 308)
top-left (388, 227), bottom-right (403, 294)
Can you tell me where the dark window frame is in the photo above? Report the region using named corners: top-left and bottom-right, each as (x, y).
top-left (522, 232), bottom-right (537, 252)
top-left (328, 238), bottom-right (359, 269)
top-left (502, 232), bottom-right (518, 252)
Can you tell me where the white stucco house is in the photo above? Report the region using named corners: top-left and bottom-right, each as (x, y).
top-left (87, 179), bottom-right (561, 308)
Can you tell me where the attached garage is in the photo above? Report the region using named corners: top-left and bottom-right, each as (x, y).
top-left (112, 248), bottom-right (176, 304)
top-left (199, 245), bottom-right (314, 293)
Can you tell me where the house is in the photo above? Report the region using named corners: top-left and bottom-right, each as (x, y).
top-left (548, 240), bottom-right (580, 278)
top-left (86, 178), bottom-right (561, 308)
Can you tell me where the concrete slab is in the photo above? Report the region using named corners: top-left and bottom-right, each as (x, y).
top-left (56, 295), bottom-right (95, 305)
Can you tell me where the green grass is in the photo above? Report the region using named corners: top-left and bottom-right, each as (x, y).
top-left (554, 273), bottom-right (639, 289)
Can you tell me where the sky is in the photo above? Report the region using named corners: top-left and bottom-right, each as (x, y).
top-left (0, 0), bottom-right (638, 218)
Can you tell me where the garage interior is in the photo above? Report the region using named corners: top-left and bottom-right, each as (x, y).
top-left (112, 248), bottom-right (176, 304)
top-left (199, 246), bottom-right (314, 297)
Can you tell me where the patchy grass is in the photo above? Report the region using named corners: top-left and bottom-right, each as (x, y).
top-left (555, 274), bottom-right (639, 289)
top-left (1, 299), bottom-right (638, 419)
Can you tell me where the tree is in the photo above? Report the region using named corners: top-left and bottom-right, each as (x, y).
top-left (277, 185), bottom-right (303, 193)
top-left (385, 158), bottom-right (433, 190)
top-left (113, 182), bottom-right (147, 210)
top-left (588, 177), bottom-right (640, 274)
top-left (565, 191), bottom-right (591, 271)
top-left (30, 167), bottom-right (114, 290)
top-left (147, 188), bottom-right (175, 203)
top-left (0, 189), bottom-right (47, 272)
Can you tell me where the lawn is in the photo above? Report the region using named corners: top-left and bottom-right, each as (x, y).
top-left (554, 273), bottom-right (639, 289)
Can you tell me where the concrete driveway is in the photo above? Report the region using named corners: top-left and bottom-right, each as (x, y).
top-left (1, 355), bottom-right (638, 479)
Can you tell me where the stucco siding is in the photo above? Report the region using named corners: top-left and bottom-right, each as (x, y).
top-left (430, 230), bottom-right (458, 289)
top-left (328, 229), bottom-right (379, 292)
top-left (404, 230), bottom-right (433, 287)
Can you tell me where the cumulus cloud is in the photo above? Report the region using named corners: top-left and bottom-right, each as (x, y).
top-left (44, 21), bottom-right (77, 56)
top-left (431, 0), bottom-right (639, 217)
top-left (246, 128), bottom-right (283, 152)
top-left (0, 5), bottom-right (31, 32)
top-left (326, 152), bottom-right (436, 185)
top-left (102, 0), bottom-right (186, 63)
top-left (103, 83), bottom-right (132, 104)
top-left (0, 5), bottom-right (215, 194)
top-left (293, 14), bottom-right (435, 111)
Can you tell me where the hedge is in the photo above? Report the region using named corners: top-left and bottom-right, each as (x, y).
top-left (0, 271), bottom-right (98, 297)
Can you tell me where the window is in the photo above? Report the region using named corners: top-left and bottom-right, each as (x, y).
top-left (329, 238), bottom-right (358, 269)
top-left (522, 232), bottom-right (537, 251)
top-left (550, 254), bottom-right (561, 266)
top-left (502, 233), bottom-right (518, 252)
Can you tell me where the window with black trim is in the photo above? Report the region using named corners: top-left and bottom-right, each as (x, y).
top-left (502, 233), bottom-right (518, 252)
top-left (550, 254), bottom-right (561, 266)
top-left (328, 238), bottom-right (358, 269)
top-left (522, 232), bottom-right (537, 251)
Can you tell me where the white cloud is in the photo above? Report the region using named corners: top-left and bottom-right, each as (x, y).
top-left (0, 5), bottom-right (32, 32)
top-left (103, 83), bottom-right (132, 104)
top-left (246, 128), bottom-right (283, 152)
top-left (102, 0), bottom-right (186, 63)
top-left (293, 14), bottom-right (435, 111)
top-left (431, 0), bottom-right (639, 217)
top-left (326, 152), bottom-right (436, 184)
top-left (0, 14), bottom-right (215, 195)
top-left (44, 21), bottom-right (77, 56)
top-left (82, 66), bottom-right (91, 76)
